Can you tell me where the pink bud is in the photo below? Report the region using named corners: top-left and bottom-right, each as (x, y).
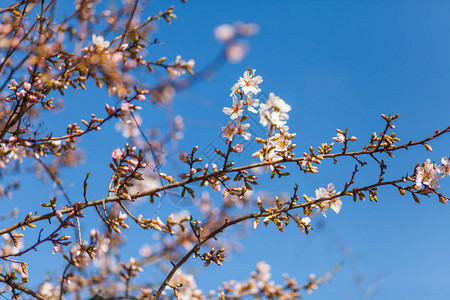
top-left (27, 95), bottom-right (38, 103)
top-left (179, 151), bottom-right (189, 163)
top-left (90, 229), bottom-right (98, 239)
top-left (23, 82), bottom-right (31, 91)
top-left (16, 90), bottom-right (26, 98)
top-left (56, 210), bottom-right (63, 222)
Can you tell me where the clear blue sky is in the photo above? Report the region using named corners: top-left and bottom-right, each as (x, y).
top-left (7, 1), bottom-right (450, 299)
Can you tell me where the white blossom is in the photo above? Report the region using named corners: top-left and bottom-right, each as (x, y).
top-left (168, 55), bottom-right (195, 79)
top-left (92, 34), bottom-right (110, 49)
top-left (235, 119), bottom-right (251, 140)
top-left (237, 69), bottom-right (263, 95)
top-left (222, 95), bottom-right (244, 120)
top-left (259, 93), bottom-right (290, 129)
top-left (246, 92), bottom-right (260, 113)
top-left (438, 157), bottom-right (450, 177)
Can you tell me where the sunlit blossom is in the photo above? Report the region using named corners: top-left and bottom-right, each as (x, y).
top-left (246, 92), bottom-right (259, 113)
top-left (237, 69), bottom-right (263, 94)
top-left (222, 95), bottom-right (244, 120)
top-left (235, 119), bottom-right (251, 140)
top-left (415, 159), bottom-right (441, 190)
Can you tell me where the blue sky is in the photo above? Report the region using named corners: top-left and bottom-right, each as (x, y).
top-left (5, 1), bottom-right (450, 299)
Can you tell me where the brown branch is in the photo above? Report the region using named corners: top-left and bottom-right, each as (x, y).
top-left (0, 125), bottom-right (448, 237)
top-left (0, 274), bottom-right (46, 300)
top-left (152, 177), bottom-right (406, 299)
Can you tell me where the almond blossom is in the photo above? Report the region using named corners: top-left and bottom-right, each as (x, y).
top-left (169, 269), bottom-right (203, 299)
top-left (246, 92), bottom-right (259, 113)
top-left (259, 93), bottom-right (291, 130)
top-left (235, 119), bottom-right (251, 140)
top-left (92, 34), bottom-right (110, 49)
top-left (269, 133), bottom-right (293, 154)
top-left (332, 132), bottom-right (345, 143)
top-left (52, 242), bottom-right (64, 255)
top-left (8, 145), bottom-right (27, 163)
top-left (232, 144), bottom-right (244, 153)
top-left (222, 121), bottom-right (238, 140)
top-left (230, 83), bottom-right (241, 97)
top-left (307, 183), bottom-right (342, 217)
top-left (237, 69), bottom-right (263, 94)
top-left (438, 157), bottom-right (450, 177)
top-left (112, 148), bottom-right (123, 160)
top-left (296, 216), bottom-right (311, 234)
top-left (222, 95), bottom-right (244, 120)
top-left (167, 55), bottom-right (195, 79)
top-left (415, 159), bottom-right (441, 190)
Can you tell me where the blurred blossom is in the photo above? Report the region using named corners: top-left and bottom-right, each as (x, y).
top-left (214, 24), bottom-right (235, 42)
top-left (92, 34), bottom-right (110, 49)
top-left (234, 21), bottom-right (260, 36)
top-left (226, 41), bottom-right (249, 64)
top-left (167, 55), bottom-right (195, 79)
top-left (112, 148), bottom-right (123, 160)
top-left (115, 114), bottom-right (142, 138)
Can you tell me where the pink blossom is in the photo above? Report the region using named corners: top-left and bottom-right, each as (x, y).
top-left (415, 159), bottom-right (441, 190)
top-left (179, 151), bottom-right (190, 163)
top-left (52, 242), bottom-right (64, 255)
top-left (222, 121), bottom-right (238, 140)
top-left (136, 94), bottom-right (146, 101)
top-left (332, 132), bottom-right (345, 143)
top-left (112, 148), bottom-right (123, 160)
top-left (232, 144), bottom-right (244, 153)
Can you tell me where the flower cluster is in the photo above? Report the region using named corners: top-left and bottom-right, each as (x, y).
top-left (221, 69), bottom-right (297, 168)
top-left (252, 89), bottom-right (296, 168)
top-left (415, 157), bottom-right (450, 191)
top-left (221, 69), bottom-right (262, 142)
